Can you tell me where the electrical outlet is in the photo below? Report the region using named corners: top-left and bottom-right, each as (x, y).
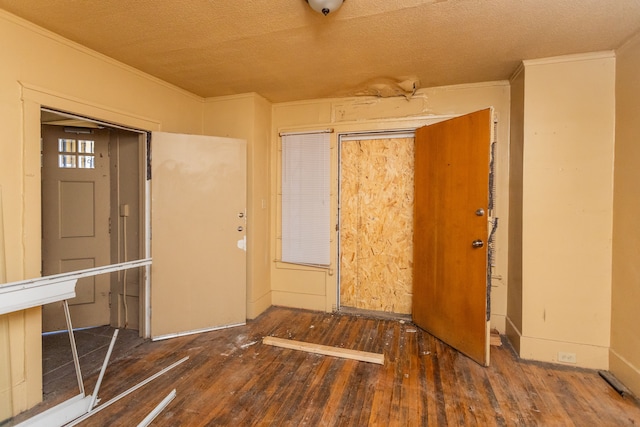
top-left (558, 351), bottom-right (577, 364)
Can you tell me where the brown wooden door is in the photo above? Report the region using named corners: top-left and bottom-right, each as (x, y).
top-left (412, 109), bottom-right (492, 366)
top-left (41, 125), bottom-right (111, 331)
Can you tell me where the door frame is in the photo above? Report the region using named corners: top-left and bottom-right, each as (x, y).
top-left (40, 107), bottom-right (152, 336)
top-left (336, 129), bottom-right (416, 312)
top-left (336, 119), bottom-right (495, 335)
top-left (21, 83), bottom-right (157, 338)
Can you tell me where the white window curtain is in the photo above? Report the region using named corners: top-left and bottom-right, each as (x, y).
top-left (281, 132), bottom-right (331, 266)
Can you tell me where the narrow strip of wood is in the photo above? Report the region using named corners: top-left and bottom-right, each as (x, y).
top-left (263, 336), bottom-right (385, 365)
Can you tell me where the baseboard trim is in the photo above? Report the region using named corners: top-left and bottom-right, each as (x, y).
top-left (247, 292), bottom-right (272, 320)
top-left (609, 348), bottom-right (640, 398)
top-left (518, 335), bottom-right (608, 369)
top-left (505, 316), bottom-right (522, 354)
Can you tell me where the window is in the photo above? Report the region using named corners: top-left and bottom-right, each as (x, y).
top-left (58, 138), bottom-right (95, 168)
top-left (281, 132), bottom-right (331, 266)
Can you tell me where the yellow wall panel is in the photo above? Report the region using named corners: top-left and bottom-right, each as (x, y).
top-left (611, 33), bottom-right (640, 396)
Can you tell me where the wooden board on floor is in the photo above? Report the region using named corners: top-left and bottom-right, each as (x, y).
top-left (262, 336), bottom-right (385, 365)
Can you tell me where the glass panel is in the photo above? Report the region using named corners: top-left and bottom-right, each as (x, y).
top-left (59, 154), bottom-right (77, 168)
top-left (78, 140), bottom-right (95, 154)
top-left (58, 138), bottom-right (76, 153)
top-left (78, 155), bottom-right (95, 169)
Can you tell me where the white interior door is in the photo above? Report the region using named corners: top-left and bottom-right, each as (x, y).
top-left (150, 132), bottom-right (247, 339)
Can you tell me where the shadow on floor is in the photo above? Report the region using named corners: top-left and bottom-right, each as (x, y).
top-left (43, 326), bottom-right (146, 407)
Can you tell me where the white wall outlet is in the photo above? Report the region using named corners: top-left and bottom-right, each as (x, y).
top-left (558, 351), bottom-right (577, 364)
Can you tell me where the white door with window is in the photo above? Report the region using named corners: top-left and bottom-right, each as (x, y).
top-left (41, 125), bottom-right (111, 331)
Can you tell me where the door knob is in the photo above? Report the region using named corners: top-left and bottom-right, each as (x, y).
top-left (237, 226), bottom-right (244, 232)
top-left (472, 239), bottom-right (484, 248)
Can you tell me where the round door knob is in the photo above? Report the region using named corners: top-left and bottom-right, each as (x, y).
top-left (237, 226), bottom-right (244, 232)
top-left (472, 239), bottom-right (484, 248)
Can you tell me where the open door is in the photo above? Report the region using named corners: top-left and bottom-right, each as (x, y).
top-left (412, 108), bottom-right (492, 366)
top-left (150, 132), bottom-right (247, 339)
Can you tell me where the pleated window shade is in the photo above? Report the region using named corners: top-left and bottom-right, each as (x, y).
top-left (281, 132), bottom-right (331, 266)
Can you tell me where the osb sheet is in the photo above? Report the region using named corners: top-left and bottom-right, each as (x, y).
top-left (340, 137), bottom-right (414, 314)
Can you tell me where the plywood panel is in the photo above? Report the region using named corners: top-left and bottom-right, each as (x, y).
top-left (339, 141), bottom-right (360, 309)
top-left (340, 138), bottom-right (414, 314)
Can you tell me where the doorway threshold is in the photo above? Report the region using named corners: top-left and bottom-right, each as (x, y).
top-left (338, 306), bottom-right (412, 322)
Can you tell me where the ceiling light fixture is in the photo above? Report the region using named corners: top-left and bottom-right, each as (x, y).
top-left (305, 0), bottom-right (344, 16)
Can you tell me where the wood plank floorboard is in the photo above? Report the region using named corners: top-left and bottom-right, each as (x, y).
top-left (5, 306), bottom-right (640, 426)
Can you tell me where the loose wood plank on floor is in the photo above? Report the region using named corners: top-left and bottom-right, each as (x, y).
top-left (263, 336), bottom-right (385, 365)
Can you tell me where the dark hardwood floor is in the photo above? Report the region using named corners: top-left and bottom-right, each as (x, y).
top-left (7, 306), bottom-right (640, 426)
top-left (41, 325), bottom-right (146, 404)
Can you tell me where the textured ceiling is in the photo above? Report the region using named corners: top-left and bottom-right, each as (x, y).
top-left (1, 0), bottom-right (640, 102)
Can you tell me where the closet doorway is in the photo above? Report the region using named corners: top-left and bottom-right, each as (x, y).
top-left (40, 110), bottom-right (145, 333)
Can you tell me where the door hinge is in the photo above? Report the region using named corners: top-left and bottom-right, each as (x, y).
top-left (108, 291), bottom-right (112, 308)
top-left (108, 217), bottom-right (112, 234)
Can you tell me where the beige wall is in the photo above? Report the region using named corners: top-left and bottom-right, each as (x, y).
top-left (203, 94), bottom-right (273, 319)
top-left (611, 32), bottom-right (640, 396)
top-left (109, 130), bottom-right (143, 329)
top-left (0, 11), bottom-right (274, 420)
top-left (507, 65), bottom-right (525, 353)
top-left (508, 52), bottom-right (616, 369)
top-left (0, 10), bottom-right (204, 420)
top-left (270, 82), bottom-right (511, 330)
